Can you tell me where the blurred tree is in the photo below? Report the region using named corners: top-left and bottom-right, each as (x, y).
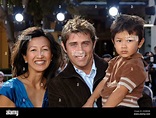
top-left (0, 0), bottom-right (15, 53)
top-left (0, 0), bottom-right (63, 53)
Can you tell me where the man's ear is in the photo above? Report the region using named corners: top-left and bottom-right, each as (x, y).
top-left (61, 41), bottom-right (67, 53)
top-left (138, 38), bottom-right (144, 48)
top-left (93, 39), bottom-right (97, 49)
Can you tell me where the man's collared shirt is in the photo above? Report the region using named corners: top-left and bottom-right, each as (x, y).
top-left (74, 60), bottom-right (97, 93)
top-left (74, 60), bottom-right (97, 107)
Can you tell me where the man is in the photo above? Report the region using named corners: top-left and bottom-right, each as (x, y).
top-left (48, 16), bottom-right (108, 107)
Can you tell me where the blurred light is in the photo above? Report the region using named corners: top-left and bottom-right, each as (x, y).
top-left (108, 6), bottom-right (118, 17)
top-left (144, 24), bottom-right (154, 27)
top-left (56, 12), bottom-right (65, 22)
top-left (12, 6), bottom-right (33, 31)
top-left (53, 4), bottom-right (71, 31)
top-left (15, 13), bottom-right (24, 22)
top-left (53, 4), bottom-right (69, 22)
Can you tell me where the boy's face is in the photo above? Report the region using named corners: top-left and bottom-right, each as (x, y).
top-left (113, 31), bottom-right (144, 58)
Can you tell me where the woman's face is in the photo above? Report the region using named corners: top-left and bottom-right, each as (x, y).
top-left (23, 36), bottom-right (52, 73)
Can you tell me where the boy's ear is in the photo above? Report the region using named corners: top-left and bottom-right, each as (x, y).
top-left (111, 39), bottom-right (114, 44)
top-left (138, 38), bottom-right (144, 48)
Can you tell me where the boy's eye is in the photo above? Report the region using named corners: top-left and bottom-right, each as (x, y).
top-left (116, 39), bottom-right (121, 42)
top-left (127, 39), bottom-right (133, 42)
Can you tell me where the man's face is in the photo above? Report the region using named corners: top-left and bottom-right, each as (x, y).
top-left (62, 32), bottom-right (95, 72)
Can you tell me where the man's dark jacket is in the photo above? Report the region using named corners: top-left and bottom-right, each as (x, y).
top-left (48, 54), bottom-right (108, 107)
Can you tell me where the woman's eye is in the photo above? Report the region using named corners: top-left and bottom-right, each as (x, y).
top-left (43, 48), bottom-right (49, 51)
top-left (30, 49), bottom-right (36, 51)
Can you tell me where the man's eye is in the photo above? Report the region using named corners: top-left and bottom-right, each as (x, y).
top-left (70, 43), bottom-right (77, 46)
top-left (83, 42), bottom-right (89, 46)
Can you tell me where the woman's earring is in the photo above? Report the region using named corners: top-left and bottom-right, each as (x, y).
top-left (23, 67), bottom-right (25, 71)
top-left (23, 61), bottom-right (27, 71)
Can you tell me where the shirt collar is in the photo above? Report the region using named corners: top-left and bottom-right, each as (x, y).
top-left (74, 60), bottom-right (96, 75)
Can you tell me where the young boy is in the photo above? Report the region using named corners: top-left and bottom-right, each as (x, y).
top-left (83, 14), bottom-right (146, 107)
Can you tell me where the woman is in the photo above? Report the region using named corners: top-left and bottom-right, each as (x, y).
top-left (0, 27), bottom-right (62, 107)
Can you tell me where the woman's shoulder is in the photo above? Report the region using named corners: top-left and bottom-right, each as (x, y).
top-left (0, 78), bottom-right (18, 100)
top-left (0, 77), bottom-right (24, 92)
top-left (3, 78), bottom-right (21, 86)
top-left (0, 77), bottom-right (30, 107)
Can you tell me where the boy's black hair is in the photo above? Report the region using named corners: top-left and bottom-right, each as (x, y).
top-left (110, 14), bottom-right (145, 43)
